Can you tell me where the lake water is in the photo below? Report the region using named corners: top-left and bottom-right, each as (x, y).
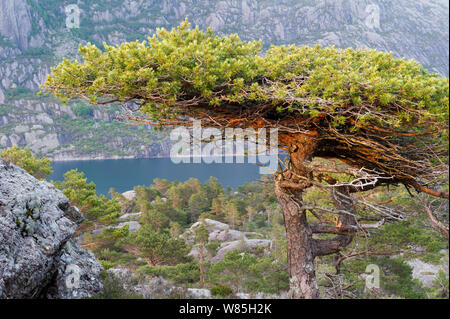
top-left (48, 157), bottom-right (267, 196)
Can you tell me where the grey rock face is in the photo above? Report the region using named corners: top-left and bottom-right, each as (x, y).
top-left (91, 220), bottom-right (142, 237)
top-left (191, 218), bottom-right (230, 232)
top-left (118, 212), bottom-right (143, 221)
top-left (112, 221), bottom-right (141, 233)
top-left (0, 0), bottom-right (32, 50)
top-left (107, 266), bottom-right (213, 299)
top-left (0, 159), bottom-right (103, 298)
top-left (186, 288), bottom-right (212, 298)
top-left (0, 99), bottom-right (171, 161)
top-left (185, 218), bottom-right (271, 263)
top-left (121, 190), bottom-right (136, 201)
top-left (210, 239), bottom-right (272, 264)
top-left (45, 240), bottom-right (103, 299)
top-left (406, 257), bottom-right (449, 288)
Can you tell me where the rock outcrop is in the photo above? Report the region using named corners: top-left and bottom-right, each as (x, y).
top-left (185, 218), bottom-right (272, 264)
top-left (0, 159), bottom-right (103, 298)
top-left (0, 100), bottom-right (171, 161)
top-left (407, 255), bottom-right (449, 288)
top-left (91, 220), bottom-right (142, 237)
top-left (210, 238), bottom-right (272, 264)
top-left (106, 265), bottom-right (287, 299)
top-left (0, 0), bottom-right (32, 51)
top-left (121, 190), bottom-right (136, 201)
top-left (118, 212), bottom-right (142, 221)
top-left (107, 266), bottom-right (213, 299)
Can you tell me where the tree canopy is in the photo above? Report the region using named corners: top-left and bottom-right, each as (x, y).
top-left (0, 146), bottom-right (53, 179)
top-left (42, 20), bottom-right (449, 196)
top-left (42, 20), bottom-right (449, 298)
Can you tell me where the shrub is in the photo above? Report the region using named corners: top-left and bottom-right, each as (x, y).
top-left (100, 260), bottom-right (115, 270)
top-left (95, 271), bottom-right (143, 299)
top-left (430, 269), bottom-right (449, 298)
top-left (4, 87), bottom-right (34, 100)
top-left (0, 146), bottom-right (53, 179)
top-left (138, 262), bottom-right (200, 284)
top-left (71, 103), bottom-right (93, 118)
top-left (211, 284), bottom-right (233, 297)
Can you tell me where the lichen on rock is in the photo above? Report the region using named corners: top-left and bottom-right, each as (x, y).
top-left (11, 193), bottom-right (41, 236)
top-left (0, 159), bottom-right (103, 299)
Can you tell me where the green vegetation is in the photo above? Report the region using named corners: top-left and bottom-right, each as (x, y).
top-left (53, 169), bottom-right (121, 223)
top-left (4, 87), bottom-right (35, 101)
top-left (1, 0), bottom-right (446, 298)
top-left (43, 19), bottom-right (448, 134)
top-left (211, 284), bottom-right (233, 297)
top-left (71, 103), bottom-right (93, 118)
top-left (370, 221), bottom-right (446, 254)
top-left (95, 271), bottom-right (143, 299)
top-left (0, 146), bottom-right (52, 179)
top-left (73, 170), bottom-right (448, 298)
top-left (2, 139), bottom-right (447, 299)
top-left (138, 262), bottom-right (200, 285)
top-left (41, 21), bottom-right (448, 298)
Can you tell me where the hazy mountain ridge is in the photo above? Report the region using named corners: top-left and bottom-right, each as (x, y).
top-left (0, 0), bottom-right (448, 159)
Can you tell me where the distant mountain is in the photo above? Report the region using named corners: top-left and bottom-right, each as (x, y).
top-left (0, 0), bottom-right (448, 159)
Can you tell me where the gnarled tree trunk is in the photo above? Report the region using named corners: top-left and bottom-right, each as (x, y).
top-left (275, 135), bottom-right (356, 299)
top-left (275, 183), bottom-right (319, 298)
top-left (275, 134), bottom-right (319, 298)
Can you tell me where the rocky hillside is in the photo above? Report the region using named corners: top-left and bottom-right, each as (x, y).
top-left (0, 158), bottom-right (103, 298)
top-left (0, 99), bottom-right (170, 160)
top-left (184, 218), bottom-right (272, 264)
top-left (0, 0), bottom-right (448, 159)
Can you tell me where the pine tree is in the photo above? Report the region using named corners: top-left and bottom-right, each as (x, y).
top-left (42, 20), bottom-right (449, 298)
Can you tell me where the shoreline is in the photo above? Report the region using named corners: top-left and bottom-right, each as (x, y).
top-left (50, 154), bottom-right (280, 163)
top-left (50, 154), bottom-right (170, 162)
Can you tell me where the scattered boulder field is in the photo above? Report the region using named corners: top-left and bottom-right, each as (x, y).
top-left (184, 218), bottom-right (272, 264)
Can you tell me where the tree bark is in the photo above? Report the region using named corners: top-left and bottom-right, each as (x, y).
top-left (274, 135), bottom-right (357, 299)
top-left (275, 134), bottom-right (319, 299)
top-left (275, 183), bottom-right (319, 299)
